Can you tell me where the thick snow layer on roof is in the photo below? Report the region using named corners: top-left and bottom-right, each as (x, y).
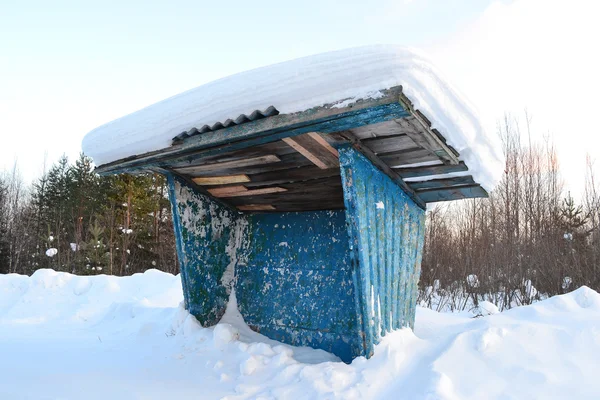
top-left (82, 45), bottom-right (503, 191)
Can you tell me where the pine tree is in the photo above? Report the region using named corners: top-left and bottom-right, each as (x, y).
top-left (84, 219), bottom-right (107, 274)
top-left (69, 154), bottom-right (107, 273)
top-left (10, 154), bottom-right (176, 276)
top-left (559, 193), bottom-right (588, 241)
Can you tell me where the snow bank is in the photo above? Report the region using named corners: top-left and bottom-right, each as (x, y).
top-left (82, 45), bottom-right (503, 191)
top-left (2, 271), bottom-right (599, 399)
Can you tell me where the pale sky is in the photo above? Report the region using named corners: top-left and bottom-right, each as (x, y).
top-left (1, 0), bottom-right (599, 194)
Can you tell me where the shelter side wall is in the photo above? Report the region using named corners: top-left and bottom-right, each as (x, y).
top-left (339, 145), bottom-right (426, 358)
top-left (167, 174), bottom-right (249, 326)
top-left (236, 211), bottom-right (361, 363)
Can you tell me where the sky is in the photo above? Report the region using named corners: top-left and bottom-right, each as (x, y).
top-left (1, 0), bottom-right (599, 194)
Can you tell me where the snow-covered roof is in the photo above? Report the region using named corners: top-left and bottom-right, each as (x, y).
top-left (82, 45), bottom-right (503, 193)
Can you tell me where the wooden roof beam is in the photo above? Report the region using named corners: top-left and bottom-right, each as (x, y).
top-left (183, 155), bottom-right (280, 174)
top-left (282, 132), bottom-right (339, 169)
top-left (397, 93), bottom-right (459, 165)
top-left (209, 186), bottom-right (288, 198)
top-left (192, 174), bottom-right (250, 185)
top-left (417, 184), bottom-right (488, 203)
top-left (394, 161), bottom-right (468, 179)
top-left (408, 175), bottom-right (475, 191)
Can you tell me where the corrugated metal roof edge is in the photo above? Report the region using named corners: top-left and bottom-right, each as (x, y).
top-left (172, 106), bottom-right (280, 143)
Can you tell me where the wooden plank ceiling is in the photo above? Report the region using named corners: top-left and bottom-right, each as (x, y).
top-left (170, 116), bottom-right (487, 212)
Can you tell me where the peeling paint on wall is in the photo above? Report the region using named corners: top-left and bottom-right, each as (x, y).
top-left (167, 175), bottom-right (249, 326)
top-left (339, 145), bottom-right (426, 358)
top-left (166, 146), bottom-right (426, 362)
top-left (236, 211), bottom-right (361, 363)
top-left (222, 217), bottom-right (249, 294)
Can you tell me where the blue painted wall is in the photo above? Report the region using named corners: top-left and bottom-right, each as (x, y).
top-left (167, 175), bottom-right (249, 326)
top-left (167, 146), bottom-right (426, 362)
top-left (167, 177), bottom-right (361, 361)
top-left (237, 211), bottom-right (361, 363)
top-left (339, 145), bottom-right (426, 358)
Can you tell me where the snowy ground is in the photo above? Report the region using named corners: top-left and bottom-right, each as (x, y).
top-left (1, 270), bottom-right (599, 400)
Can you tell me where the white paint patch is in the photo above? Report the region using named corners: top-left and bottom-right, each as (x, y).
top-left (376, 201), bottom-right (385, 209)
top-left (175, 182), bottom-right (208, 239)
top-left (222, 214), bottom-right (249, 295)
top-left (173, 180), bottom-right (249, 296)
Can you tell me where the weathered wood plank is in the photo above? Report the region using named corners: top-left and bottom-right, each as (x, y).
top-left (361, 134), bottom-right (416, 154)
top-left (408, 175), bottom-right (475, 191)
top-left (163, 169), bottom-right (241, 213)
top-left (193, 174), bottom-right (250, 185)
top-left (179, 155), bottom-right (281, 174)
top-left (394, 161), bottom-right (468, 178)
top-left (307, 132), bottom-right (339, 157)
top-left (178, 141), bottom-right (296, 167)
top-left (348, 120), bottom-right (406, 139)
top-left (213, 187), bottom-right (288, 198)
top-left (416, 184), bottom-right (488, 203)
top-left (237, 204), bottom-right (276, 211)
top-left (207, 185), bottom-right (248, 197)
top-left (225, 176), bottom-right (343, 205)
top-left (400, 119), bottom-right (454, 164)
top-left (244, 166), bottom-right (340, 188)
top-left (282, 133), bottom-right (339, 169)
top-left (396, 93), bottom-right (459, 165)
top-left (379, 148), bottom-right (439, 167)
top-left (230, 195), bottom-right (344, 208)
top-left (175, 152), bottom-right (313, 177)
top-left (235, 195), bottom-right (345, 212)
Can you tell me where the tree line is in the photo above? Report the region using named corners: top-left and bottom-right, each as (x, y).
top-left (0, 154), bottom-right (176, 276)
top-left (420, 114), bottom-right (600, 311)
top-left (1, 115), bottom-right (599, 312)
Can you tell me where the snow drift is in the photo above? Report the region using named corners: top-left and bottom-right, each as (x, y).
top-left (82, 45), bottom-right (503, 191)
top-left (1, 269), bottom-right (600, 399)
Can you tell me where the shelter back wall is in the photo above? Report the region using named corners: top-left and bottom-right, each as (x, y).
top-left (237, 211), bottom-right (361, 361)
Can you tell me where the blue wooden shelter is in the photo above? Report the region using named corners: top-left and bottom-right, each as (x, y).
top-left (94, 85), bottom-right (488, 363)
